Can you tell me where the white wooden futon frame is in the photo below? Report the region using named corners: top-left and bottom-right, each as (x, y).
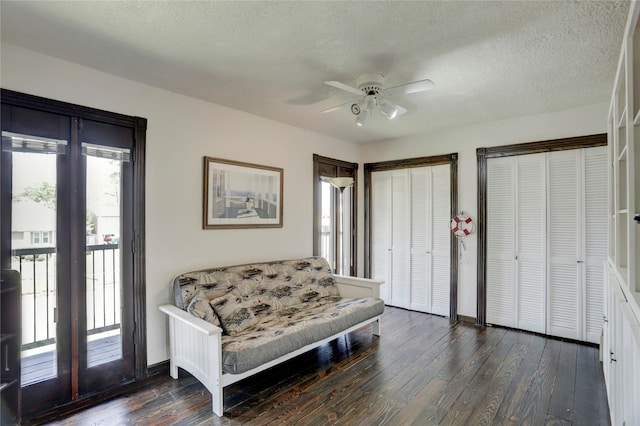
top-left (159, 275), bottom-right (383, 417)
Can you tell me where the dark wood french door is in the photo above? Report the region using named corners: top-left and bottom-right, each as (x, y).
top-left (1, 90), bottom-right (146, 418)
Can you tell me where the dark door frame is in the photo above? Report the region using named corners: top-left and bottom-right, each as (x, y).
top-left (364, 153), bottom-right (459, 321)
top-left (0, 89), bottom-right (147, 416)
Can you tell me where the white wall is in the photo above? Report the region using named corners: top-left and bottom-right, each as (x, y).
top-left (1, 44), bottom-right (361, 365)
top-left (360, 103), bottom-right (609, 317)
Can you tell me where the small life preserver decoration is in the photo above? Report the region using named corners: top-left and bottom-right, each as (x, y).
top-left (450, 214), bottom-right (474, 238)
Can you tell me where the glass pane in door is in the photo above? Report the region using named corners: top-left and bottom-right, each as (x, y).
top-left (340, 185), bottom-right (353, 275)
top-left (11, 149), bottom-right (58, 386)
top-left (85, 155), bottom-right (122, 367)
top-left (320, 181), bottom-right (335, 271)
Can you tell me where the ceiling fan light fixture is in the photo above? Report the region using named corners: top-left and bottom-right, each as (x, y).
top-left (365, 97), bottom-right (376, 112)
top-left (329, 176), bottom-right (354, 190)
top-left (355, 110), bottom-right (369, 127)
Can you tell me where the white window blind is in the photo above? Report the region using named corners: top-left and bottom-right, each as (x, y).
top-left (81, 142), bottom-right (131, 162)
top-left (2, 131), bottom-right (67, 154)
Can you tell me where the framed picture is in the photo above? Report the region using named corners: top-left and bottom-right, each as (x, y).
top-left (203, 156), bottom-right (283, 229)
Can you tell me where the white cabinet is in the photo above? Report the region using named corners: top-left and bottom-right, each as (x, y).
top-left (603, 266), bottom-right (640, 426)
top-left (371, 164), bottom-right (450, 316)
top-left (608, 0), bottom-right (640, 314)
top-left (486, 147), bottom-right (607, 343)
top-left (605, 2), bottom-right (640, 424)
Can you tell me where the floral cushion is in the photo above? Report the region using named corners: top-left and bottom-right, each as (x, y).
top-left (209, 291), bottom-right (267, 335)
top-left (174, 257), bottom-right (336, 311)
top-left (220, 297), bottom-right (385, 374)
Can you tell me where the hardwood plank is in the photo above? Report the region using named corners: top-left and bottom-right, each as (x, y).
top-left (573, 344), bottom-right (611, 426)
top-left (523, 333), bottom-right (547, 364)
top-left (593, 349), bottom-right (611, 426)
top-left (465, 341), bottom-right (528, 425)
top-left (441, 329), bottom-right (525, 425)
top-left (386, 377), bottom-right (449, 424)
top-left (492, 359), bottom-right (539, 424)
top-left (418, 326), bottom-right (508, 424)
top-left (377, 322), bottom-right (471, 404)
top-left (517, 338), bottom-right (562, 425)
top-left (547, 341), bottom-right (578, 422)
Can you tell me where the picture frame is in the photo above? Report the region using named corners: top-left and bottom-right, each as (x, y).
top-left (203, 156), bottom-right (283, 229)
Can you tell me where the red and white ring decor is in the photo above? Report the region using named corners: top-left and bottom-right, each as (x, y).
top-left (450, 213), bottom-right (474, 238)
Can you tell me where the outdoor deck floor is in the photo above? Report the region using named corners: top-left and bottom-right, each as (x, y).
top-left (22, 334), bottom-right (122, 386)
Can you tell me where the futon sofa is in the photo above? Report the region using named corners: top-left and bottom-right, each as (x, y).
top-left (159, 256), bottom-right (384, 416)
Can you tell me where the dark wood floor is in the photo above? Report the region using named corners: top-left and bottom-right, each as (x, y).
top-left (41, 307), bottom-right (610, 425)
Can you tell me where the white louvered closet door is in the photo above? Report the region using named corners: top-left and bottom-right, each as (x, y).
top-left (516, 154), bottom-right (546, 333)
top-left (371, 171), bottom-right (391, 302)
top-left (430, 164), bottom-right (451, 316)
top-left (390, 169), bottom-right (411, 309)
top-left (486, 157), bottom-right (516, 328)
top-left (583, 146), bottom-right (608, 343)
top-left (487, 147), bottom-right (607, 343)
top-left (548, 149), bottom-right (581, 340)
top-left (370, 164), bottom-right (451, 315)
top-left (410, 167), bottom-right (432, 312)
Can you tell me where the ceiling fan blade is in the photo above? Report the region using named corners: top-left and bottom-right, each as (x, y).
top-left (324, 80), bottom-right (363, 96)
top-left (385, 78), bottom-right (435, 96)
top-left (321, 99), bottom-right (359, 113)
top-left (392, 103), bottom-right (408, 116)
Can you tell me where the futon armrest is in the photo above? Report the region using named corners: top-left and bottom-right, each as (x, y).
top-left (159, 304), bottom-right (223, 336)
top-left (333, 275), bottom-right (383, 299)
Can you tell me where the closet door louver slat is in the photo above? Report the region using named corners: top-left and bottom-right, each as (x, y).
top-left (431, 165), bottom-right (451, 316)
top-left (548, 150), bottom-right (580, 340)
top-left (486, 157), bottom-right (516, 328)
top-left (517, 154), bottom-right (546, 334)
top-left (391, 170), bottom-right (411, 309)
top-left (371, 172), bottom-right (391, 302)
top-left (410, 167), bottom-right (430, 312)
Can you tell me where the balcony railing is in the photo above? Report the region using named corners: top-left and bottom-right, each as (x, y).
top-left (11, 244), bottom-right (121, 351)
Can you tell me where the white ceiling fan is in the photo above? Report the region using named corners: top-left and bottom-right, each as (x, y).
top-left (322, 73), bottom-right (434, 126)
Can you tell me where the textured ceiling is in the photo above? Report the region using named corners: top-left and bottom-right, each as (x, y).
top-left (0, 1), bottom-right (630, 144)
